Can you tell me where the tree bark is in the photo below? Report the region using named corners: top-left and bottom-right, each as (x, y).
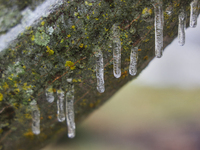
top-left (0, 0), bottom-right (195, 149)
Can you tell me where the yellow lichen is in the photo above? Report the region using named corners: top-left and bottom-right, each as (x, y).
top-left (67, 34), bottom-right (71, 37)
top-left (14, 88), bottom-right (20, 93)
top-left (85, 1), bottom-right (93, 6)
top-left (74, 12), bottom-right (78, 16)
top-left (47, 88), bottom-right (53, 93)
top-left (3, 82), bottom-right (9, 90)
top-left (24, 131), bottom-right (34, 139)
top-left (142, 8), bottom-right (153, 15)
top-left (79, 43), bottom-right (84, 48)
top-left (41, 21), bottom-right (45, 26)
top-left (0, 93), bottom-right (3, 101)
top-left (143, 56), bottom-right (148, 60)
top-left (104, 28), bottom-right (109, 32)
top-left (57, 89), bottom-right (62, 94)
top-left (31, 35), bottom-right (35, 41)
top-left (71, 25), bottom-right (75, 29)
top-left (60, 39), bottom-right (64, 43)
top-left (8, 77), bottom-right (12, 80)
top-left (65, 61), bottom-right (76, 70)
top-left (46, 46), bottom-right (54, 55)
top-left (25, 113), bottom-right (32, 119)
top-left (23, 83), bottom-right (32, 90)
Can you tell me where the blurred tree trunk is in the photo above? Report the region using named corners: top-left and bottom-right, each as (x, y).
top-left (0, 0), bottom-right (195, 149)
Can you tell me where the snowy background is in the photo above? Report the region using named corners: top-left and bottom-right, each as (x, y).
top-left (134, 17), bottom-right (200, 89)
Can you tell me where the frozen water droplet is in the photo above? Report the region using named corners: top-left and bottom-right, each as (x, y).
top-left (95, 48), bottom-right (105, 93)
top-left (190, 0), bottom-right (198, 28)
top-left (30, 100), bottom-right (40, 135)
top-left (165, 5), bottom-right (173, 16)
top-left (66, 78), bottom-right (75, 138)
top-left (153, 2), bottom-right (164, 58)
top-left (129, 47), bottom-right (138, 76)
top-left (57, 89), bottom-right (65, 122)
top-left (178, 10), bottom-right (186, 46)
top-left (67, 78), bottom-right (73, 82)
top-left (112, 24), bottom-right (121, 78)
top-left (45, 86), bottom-right (54, 103)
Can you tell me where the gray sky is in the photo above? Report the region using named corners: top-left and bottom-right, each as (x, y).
top-left (133, 17), bottom-right (200, 89)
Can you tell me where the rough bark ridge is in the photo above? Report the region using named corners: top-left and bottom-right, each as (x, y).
top-left (0, 0), bottom-right (195, 149)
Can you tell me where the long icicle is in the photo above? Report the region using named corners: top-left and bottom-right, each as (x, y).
top-left (129, 47), bottom-right (138, 76)
top-left (45, 86), bottom-right (54, 103)
top-left (112, 24), bottom-right (121, 78)
top-left (178, 10), bottom-right (186, 46)
top-left (66, 78), bottom-right (75, 138)
top-left (95, 48), bottom-right (105, 93)
top-left (153, 1), bottom-right (164, 58)
top-left (30, 100), bottom-right (40, 135)
top-left (57, 88), bottom-right (65, 122)
top-left (190, 0), bottom-right (199, 28)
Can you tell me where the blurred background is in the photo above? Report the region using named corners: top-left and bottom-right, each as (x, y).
top-left (42, 18), bottom-right (200, 150)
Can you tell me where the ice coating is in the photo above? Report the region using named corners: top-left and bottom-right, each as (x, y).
top-left (57, 89), bottom-right (65, 122)
top-left (30, 100), bottom-right (40, 135)
top-left (190, 0), bottom-right (199, 28)
top-left (112, 24), bottom-right (121, 78)
top-left (66, 78), bottom-right (75, 138)
top-left (129, 47), bottom-right (138, 76)
top-left (95, 49), bottom-right (105, 93)
top-left (153, 2), bottom-right (164, 58)
top-left (178, 10), bottom-right (186, 46)
top-left (45, 86), bottom-right (54, 103)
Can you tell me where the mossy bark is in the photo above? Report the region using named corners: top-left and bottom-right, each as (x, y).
top-left (0, 0), bottom-right (195, 150)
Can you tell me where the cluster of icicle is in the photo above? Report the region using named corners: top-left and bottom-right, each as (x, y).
top-left (31, 78), bottom-right (75, 138)
top-left (153, 0), bottom-right (199, 50)
top-left (30, 0), bottom-right (199, 138)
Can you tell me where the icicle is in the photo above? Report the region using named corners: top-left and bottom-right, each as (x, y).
top-left (45, 86), bottom-right (54, 103)
top-left (112, 24), bottom-right (121, 78)
top-left (190, 0), bottom-right (199, 28)
top-left (66, 78), bottom-right (75, 138)
top-left (178, 10), bottom-right (186, 46)
top-left (30, 100), bottom-right (40, 135)
top-left (153, 1), bottom-right (164, 58)
top-left (95, 48), bottom-right (105, 93)
top-left (129, 47), bottom-right (138, 76)
top-left (57, 88), bottom-right (65, 122)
